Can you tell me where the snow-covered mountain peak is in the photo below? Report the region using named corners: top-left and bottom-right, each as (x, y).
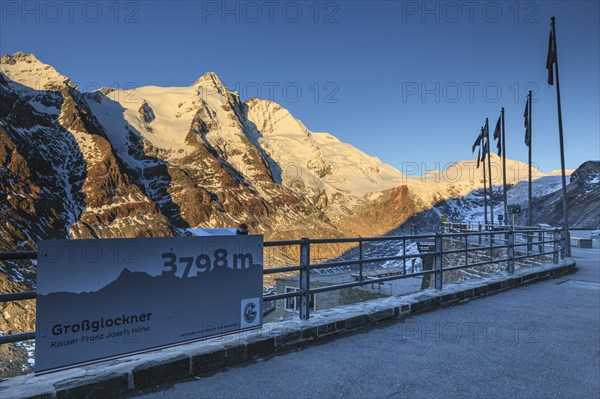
top-left (245, 98), bottom-right (307, 137)
top-left (244, 97), bottom-right (406, 199)
top-left (0, 52), bottom-right (75, 93)
top-left (0, 51), bottom-right (37, 64)
top-left (192, 71), bottom-right (227, 92)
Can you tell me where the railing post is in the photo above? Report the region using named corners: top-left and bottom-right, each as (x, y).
top-left (538, 230), bottom-right (543, 254)
top-left (358, 239), bottom-right (364, 281)
top-left (299, 237), bottom-right (311, 320)
top-left (564, 229), bottom-right (571, 257)
top-left (464, 234), bottom-right (468, 267)
top-left (478, 222), bottom-right (482, 245)
top-left (560, 229), bottom-right (567, 260)
top-left (488, 229), bottom-right (493, 261)
top-left (553, 229), bottom-right (560, 264)
top-left (507, 230), bottom-right (515, 274)
top-left (402, 238), bottom-right (406, 275)
top-left (434, 234), bottom-right (443, 290)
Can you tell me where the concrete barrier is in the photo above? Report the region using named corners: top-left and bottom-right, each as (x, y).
top-left (0, 259), bottom-right (576, 399)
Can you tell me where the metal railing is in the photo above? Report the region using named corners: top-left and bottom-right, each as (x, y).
top-left (0, 227), bottom-right (567, 345)
top-left (263, 227), bottom-right (566, 320)
top-left (442, 220), bottom-right (552, 232)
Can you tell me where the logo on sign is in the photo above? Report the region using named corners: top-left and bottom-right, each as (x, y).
top-left (240, 297), bottom-right (261, 329)
top-left (244, 302), bottom-right (257, 323)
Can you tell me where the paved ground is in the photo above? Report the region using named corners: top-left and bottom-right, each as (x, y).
top-left (133, 247), bottom-right (599, 399)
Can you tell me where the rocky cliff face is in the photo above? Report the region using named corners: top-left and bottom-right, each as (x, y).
top-left (1, 53), bottom-right (344, 247)
top-left (524, 161), bottom-right (600, 228)
top-left (340, 185), bottom-right (423, 237)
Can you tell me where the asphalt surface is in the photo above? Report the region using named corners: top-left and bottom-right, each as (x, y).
top-left (133, 246), bottom-right (600, 399)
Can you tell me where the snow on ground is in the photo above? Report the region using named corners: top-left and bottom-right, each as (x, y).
top-left (506, 175), bottom-right (569, 203)
top-left (28, 100), bottom-right (60, 115)
top-left (586, 172), bottom-right (599, 185)
top-left (15, 340), bottom-right (35, 368)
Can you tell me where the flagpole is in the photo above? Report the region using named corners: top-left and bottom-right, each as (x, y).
top-left (481, 127), bottom-right (488, 227)
top-left (551, 16), bottom-right (571, 256)
top-left (501, 107), bottom-right (507, 226)
top-left (486, 118), bottom-right (494, 227)
top-left (528, 91), bottom-right (532, 228)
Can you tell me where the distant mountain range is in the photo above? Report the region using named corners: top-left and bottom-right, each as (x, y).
top-left (2, 52), bottom-right (588, 247)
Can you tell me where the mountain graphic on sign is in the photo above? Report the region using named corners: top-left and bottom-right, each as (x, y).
top-left (38, 264), bottom-right (255, 299)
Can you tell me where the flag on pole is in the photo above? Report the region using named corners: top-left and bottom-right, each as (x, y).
top-left (481, 121), bottom-right (489, 162)
top-left (472, 132), bottom-right (482, 153)
top-left (524, 101), bottom-right (531, 146)
top-left (493, 116), bottom-right (501, 140)
top-left (546, 30), bottom-right (557, 85)
top-left (493, 116), bottom-right (502, 155)
top-left (496, 135), bottom-right (502, 156)
top-left (481, 137), bottom-right (488, 163)
top-left (476, 146), bottom-right (481, 169)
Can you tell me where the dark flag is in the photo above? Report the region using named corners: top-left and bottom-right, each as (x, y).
top-left (496, 135), bottom-right (502, 156)
top-left (481, 137), bottom-right (488, 163)
top-left (493, 116), bottom-right (501, 140)
top-left (472, 132), bottom-right (482, 153)
top-left (481, 122), bottom-right (489, 162)
top-left (546, 30), bottom-right (557, 85)
top-left (481, 125), bottom-right (490, 162)
top-left (476, 146), bottom-right (481, 169)
top-left (524, 101), bottom-right (530, 146)
top-left (493, 116), bottom-right (502, 155)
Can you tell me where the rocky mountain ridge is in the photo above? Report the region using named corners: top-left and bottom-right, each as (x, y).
top-left (1, 52), bottom-right (591, 262)
top-left (521, 161), bottom-right (599, 228)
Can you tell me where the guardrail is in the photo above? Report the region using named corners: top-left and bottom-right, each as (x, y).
top-left (0, 227), bottom-right (566, 346)
top-left (442, 221), bottom-right (552, 232)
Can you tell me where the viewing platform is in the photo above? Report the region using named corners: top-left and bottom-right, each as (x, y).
top-left (1, 227), bottom-right (598, 398)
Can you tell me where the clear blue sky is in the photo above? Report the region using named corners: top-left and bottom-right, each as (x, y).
top-left (1, 1), bottom-right (598, 173)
